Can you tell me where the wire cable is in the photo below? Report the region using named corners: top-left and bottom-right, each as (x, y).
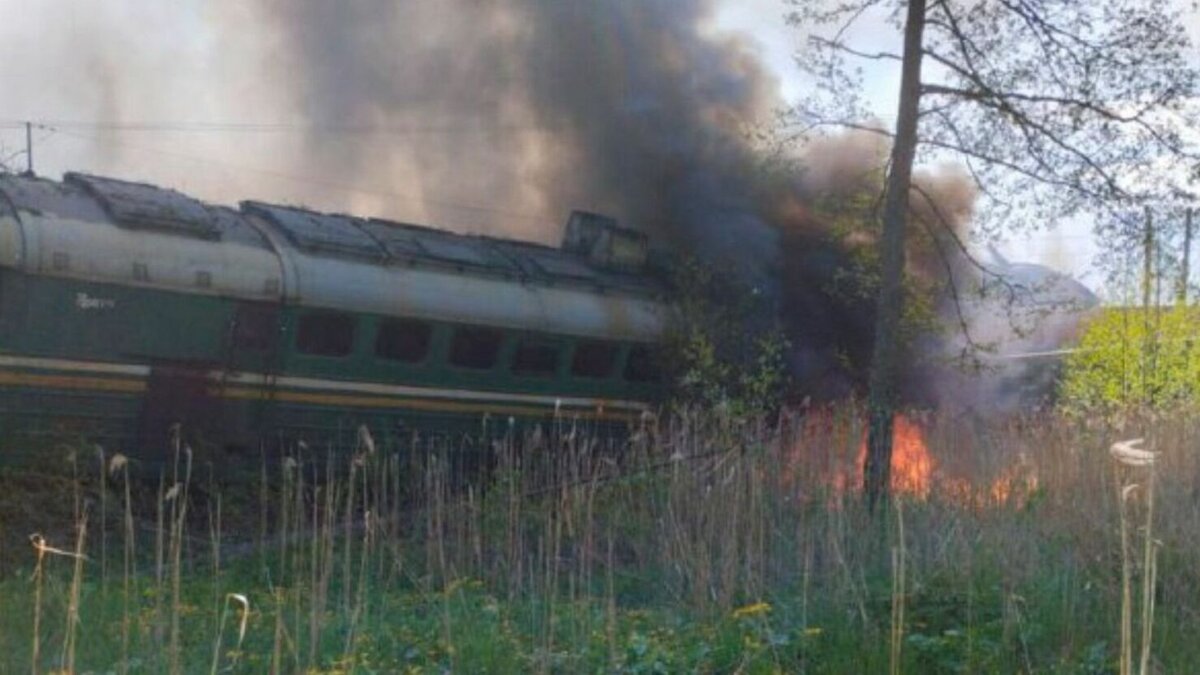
top-left (0, 119), bottom-right (562, 136)
top-left (47, 126), bottom-right (557, 225)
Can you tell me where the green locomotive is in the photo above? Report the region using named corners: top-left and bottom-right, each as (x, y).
top-left (0, 172), bottom-right (669, 456)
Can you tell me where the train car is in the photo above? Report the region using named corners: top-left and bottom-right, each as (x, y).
top-left (0, 172), bottom-right (670, 458)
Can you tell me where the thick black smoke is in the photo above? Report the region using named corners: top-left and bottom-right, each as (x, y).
top-left (255, 2), bottom-right (871, 389)
top-left (253, 0), bottom-right (1001, 400)
top-left (0, 1), bottom-right (1090, 405)
top-left (256, 2), bottom-right (777, 246)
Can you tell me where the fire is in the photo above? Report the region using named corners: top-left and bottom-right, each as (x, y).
top-left (886, 415), bottom-right (934, 497)
top-left (986, 456), bottom-right (1039, 505)
top-left (785, 408), bottom-right (1038, 507)
top-left (856, 414), bottom-right (933, 498)
top-left (852, 414), bottom-right (1037, 505)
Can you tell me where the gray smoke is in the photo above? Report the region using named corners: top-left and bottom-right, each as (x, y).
top-left (924, 251), bottom-right (1100, 412)
top-left (4, 0), bottom-right (1092, 408)
top-left (253, 0), bottom-right (781, 250)
top-left (254, 0), bottom-right (1014, 397)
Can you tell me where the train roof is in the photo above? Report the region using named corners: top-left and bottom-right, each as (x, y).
top-left (0, 172), bottom-right (669, 341)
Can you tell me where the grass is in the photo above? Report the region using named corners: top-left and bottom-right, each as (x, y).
top-left (0, 404), bottom-right (1198, 672)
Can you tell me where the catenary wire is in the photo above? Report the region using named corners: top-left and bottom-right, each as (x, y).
top-left (33, 124), bottom-right (561, 227)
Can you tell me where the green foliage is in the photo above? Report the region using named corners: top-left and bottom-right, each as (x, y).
top-left (660, 178), bottom-right (949, 412)
top-left (664, 258), bottom-right (791, 415)
top-left (16, 408), bottom-right (1200, 667)
top-left (1060, 306), bottom-right (1200, 412)
top-left (806, 167), bottom-right (952, 368)
top-left (0, 509), bottom-right (1142, 674)
top-left (17, 408), bottom-right (1200, 671)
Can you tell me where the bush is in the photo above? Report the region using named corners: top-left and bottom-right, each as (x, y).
top-left (1059, 305), bottom-right (1200, 412)
top-left (662, 258), bottom-right (791, 415)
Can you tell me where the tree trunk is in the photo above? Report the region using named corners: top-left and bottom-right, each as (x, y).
top-left (865, 0), bottom-right (927, 512)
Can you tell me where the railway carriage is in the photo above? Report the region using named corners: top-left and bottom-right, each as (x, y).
top-left (0, 172), bottom-right (670, 458)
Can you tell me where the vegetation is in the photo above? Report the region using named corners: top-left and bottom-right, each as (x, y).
top-left (1060, 306), bottom-right (1200, 412)
top-left (789, 0), bottom-right (1199, 507)
top-left (663, 258), bottom-right (791, 414)
top-left (0, 406), bottom-right (1198, 672)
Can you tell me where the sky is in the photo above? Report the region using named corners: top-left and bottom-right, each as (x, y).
top-left (716, 1), bottom-right (1200, 299)
top-left (0, 0), bottom-right (1192, 296)
top-left (714, 0), bottom-right (1107, 291)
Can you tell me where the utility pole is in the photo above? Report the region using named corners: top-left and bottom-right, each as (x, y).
top-left (1180, 207), bottom-right (1193, 306)
top-left (24, 121), bottom-right (32, 176)
top-left (1142, 207), bottom-right (1155, 403)
top-left (1143, 207), bottom-right (1154, 310)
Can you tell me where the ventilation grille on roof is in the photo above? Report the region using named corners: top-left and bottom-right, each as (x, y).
top-left (65, 172), bottom-right (221, 240)
top-left (494, 241), bottom-right (600, 282)
top-left (238, 199), bottom-right (661, 293)
top-left (360, 219), bottom-right (518, 274)
top-left (242, 202), bottom-right (386, 261)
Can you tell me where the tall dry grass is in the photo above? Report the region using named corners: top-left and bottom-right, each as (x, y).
top-left (6, 403), bottom-right (1200, 671)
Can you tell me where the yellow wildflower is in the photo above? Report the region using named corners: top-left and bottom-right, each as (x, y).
top-left (732, 601), bottom-right (771, 619)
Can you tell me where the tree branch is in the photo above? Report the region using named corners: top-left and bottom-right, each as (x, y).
top-left (808, 35), bottom-right (902, 62)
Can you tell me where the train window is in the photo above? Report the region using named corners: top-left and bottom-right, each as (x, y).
top-left (570, 340), bottom-right (618, 378)
top-left (623, 345), bottom-right (663, 383)
top-left (375, 318), bottom-right (432, 363)
top-left (297, 312), bottom-right (356, 357)
top-left (232, 306), bottom-right (277, 352)
top-left (511, 340), bottom-right (560, 377)
top-left (449, 326), bottom-right (503, 370)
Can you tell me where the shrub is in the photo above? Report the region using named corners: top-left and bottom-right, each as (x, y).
top-left (1059, 306), bottom-right (1200, 412)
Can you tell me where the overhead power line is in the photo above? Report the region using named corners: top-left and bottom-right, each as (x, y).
top-left (0, 119), bottom-right (563, 136)
top-left (44, 126), bottom-right (556, 225)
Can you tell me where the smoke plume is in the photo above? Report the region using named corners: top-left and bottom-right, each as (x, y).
top-left (254, 1), bottom-right (952, 394)
top-left (9, 0), bottom-right (1077, 405)
top-left (253, 1), bottom-right (780, 244)
top-left (249, 1), bottom-right (1013, 400)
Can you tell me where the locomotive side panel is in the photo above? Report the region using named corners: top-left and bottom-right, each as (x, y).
top-left (0, 269), bottom-right (659, 458)
top-left (0, 270), bottom-right (243, 457)
top-left (0, 172), bottom-right (669, 464)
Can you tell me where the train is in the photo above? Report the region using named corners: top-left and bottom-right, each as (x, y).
top-left (0, 171), bottom-right (671, 458)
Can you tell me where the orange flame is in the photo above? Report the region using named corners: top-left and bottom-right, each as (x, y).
top-left (785, 408), bottom-right (1038, 507)
top-left (856, 414), bottom-right (933, 498)
top-left (985, 458), bottom-right (1039, 506)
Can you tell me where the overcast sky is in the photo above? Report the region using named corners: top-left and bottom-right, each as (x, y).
top-left (1, 0), bottom-right (1194, 295)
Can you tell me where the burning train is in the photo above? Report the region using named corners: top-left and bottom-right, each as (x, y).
top-left (0, 172), bottom-right (670, 454)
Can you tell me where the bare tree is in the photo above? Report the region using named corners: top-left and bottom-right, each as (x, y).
top-left (787, 0), bottom-right (1199, 510)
